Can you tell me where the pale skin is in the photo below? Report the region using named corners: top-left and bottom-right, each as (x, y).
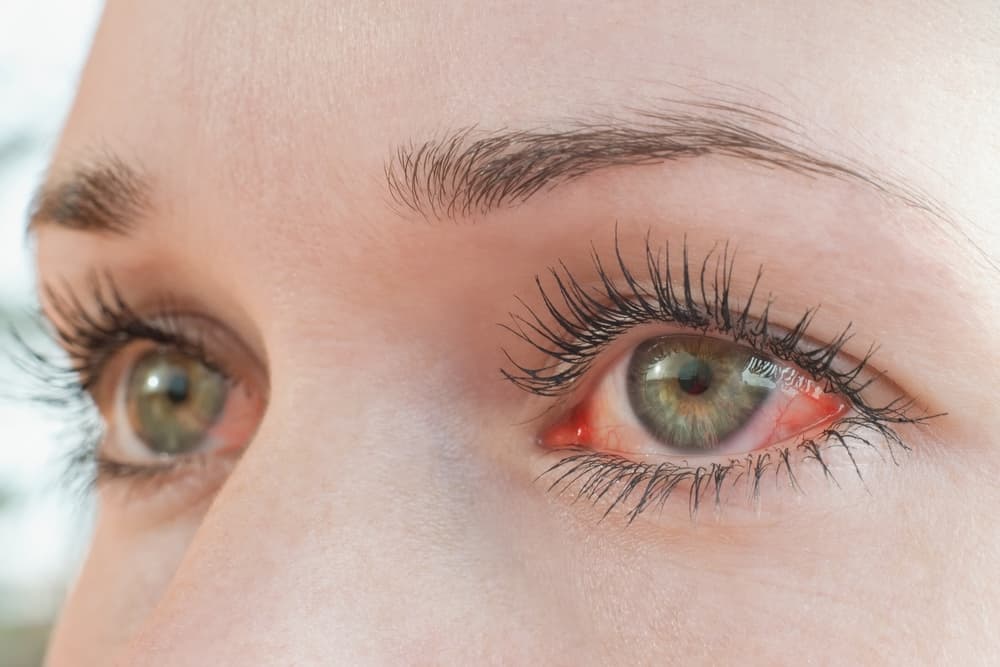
top-left (34, 1), bottom-right (999, 665)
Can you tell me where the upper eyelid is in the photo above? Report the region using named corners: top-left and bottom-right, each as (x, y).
top-left (40, 276), bottom-right (267, 395)
top-left (41, 264), bottom-right (270, 368)
top-left (506, 306), bottom-right (877, 424)
top-left (43, 281), bottom-right (205, 386)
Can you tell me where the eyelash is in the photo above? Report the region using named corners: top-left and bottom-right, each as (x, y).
top-left (13, 275), bottom-right (228, 492)
top-left (501, 231), bottom-right (940, 519)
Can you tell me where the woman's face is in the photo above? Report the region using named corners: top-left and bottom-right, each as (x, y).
top-left (35, 1), bottom-right (999, 664)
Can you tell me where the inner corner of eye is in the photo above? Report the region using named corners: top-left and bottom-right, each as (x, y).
top-left (539, 400), bottom-right (596, 450)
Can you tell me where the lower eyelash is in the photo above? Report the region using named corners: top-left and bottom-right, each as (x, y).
top-left (540, 415), bottom-right (920, 521)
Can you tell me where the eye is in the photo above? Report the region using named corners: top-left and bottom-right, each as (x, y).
top-left (502, 233), bottom-right (935, 517)
top-left (542, 334), bottom-right (849, 457)
top-left (100, 347), bottom-right (258, 464)
top-left (94, 344), bottom-right (264, 473)
top-left (64, 328), bottom-right (265, 490)
top-left (22, 276), bottom-right (270, 490)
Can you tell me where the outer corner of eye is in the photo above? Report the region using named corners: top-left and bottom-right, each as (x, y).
top-left (540, 334), bottom-right (849, 458)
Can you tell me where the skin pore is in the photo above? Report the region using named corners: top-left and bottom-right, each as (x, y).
top-left (31, 1), bottom-right (999, 664)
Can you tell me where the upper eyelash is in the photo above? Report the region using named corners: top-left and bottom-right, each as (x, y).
top-left (42, 273), bottom-right (214, 391)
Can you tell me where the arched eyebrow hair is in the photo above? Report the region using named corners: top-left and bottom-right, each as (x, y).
top-left (385, 101), bottom-right (949, 223)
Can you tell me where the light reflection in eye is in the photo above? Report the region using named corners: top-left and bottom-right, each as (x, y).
top-left (541, 334), bottom-right (848, 457)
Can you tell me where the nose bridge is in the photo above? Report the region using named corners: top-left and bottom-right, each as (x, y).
top-left (116, 365), bottom-right (494, 663)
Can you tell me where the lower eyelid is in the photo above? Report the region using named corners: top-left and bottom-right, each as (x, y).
top-left (94, 451), bottom-right (240, 523)
top-left (535, 416), bottom-right (913, 523)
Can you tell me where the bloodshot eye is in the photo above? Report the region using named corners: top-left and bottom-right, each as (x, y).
top-left (542, 334), bottom-right (849, 457)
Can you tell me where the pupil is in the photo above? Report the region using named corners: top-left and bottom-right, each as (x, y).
top-left (164, 370), bottom-right (190, 404)
top-left (677, 357), bottom-right (712, 395)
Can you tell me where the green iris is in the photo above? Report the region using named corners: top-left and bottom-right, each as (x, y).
top-left (626, 335), bottom-right (778, 452)
top-left (126, 349), bottom-right (228, 455)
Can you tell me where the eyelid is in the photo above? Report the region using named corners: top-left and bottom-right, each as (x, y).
top-left (42, 275), bottom-right (266, 392)
top-left (95, 315), bottom-right (266, 402)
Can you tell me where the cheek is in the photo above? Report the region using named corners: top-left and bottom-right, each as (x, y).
top-left (44, 506), bottom-right (202, 666)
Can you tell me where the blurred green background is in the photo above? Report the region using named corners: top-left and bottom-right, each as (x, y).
top-left (0, 2), bottom-right (104, 665)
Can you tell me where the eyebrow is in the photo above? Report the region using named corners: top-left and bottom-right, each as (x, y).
top-left (28, 100), bottom-right (970, 266)
top-left (28, 154), bottom-right (149, 236)
top-left (385, 101), bottom-right (948, 224)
